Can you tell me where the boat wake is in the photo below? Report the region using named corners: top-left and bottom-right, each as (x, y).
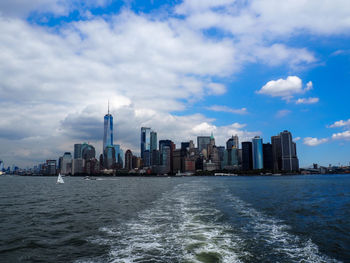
top-left (82, 181), bottom-right (340, 263)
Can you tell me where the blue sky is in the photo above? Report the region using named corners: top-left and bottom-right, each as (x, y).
top-left (0, 0), bottom-right (350, 168)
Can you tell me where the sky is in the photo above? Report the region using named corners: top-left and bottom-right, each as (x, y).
top-left (0, 0), bottom-right (350, 168)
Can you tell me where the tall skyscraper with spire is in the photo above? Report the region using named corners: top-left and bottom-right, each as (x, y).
top-left (103, 102), bottom-right (113, 152)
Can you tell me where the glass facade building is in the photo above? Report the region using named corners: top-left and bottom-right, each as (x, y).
top-left (197, 136), bottom-right (211, 154)
top-left (280, 130), bottom-right (299, 171)
top-left (252, 136), bottom-right (263, 170)
top-left (103, 112), bottom-right (113, 152)
top-left (150, 131), bottom-right (157, 151)
top-left (141, 127), bottom-right (151, 163)
top-left (242, 142), bottom-right (253, 171)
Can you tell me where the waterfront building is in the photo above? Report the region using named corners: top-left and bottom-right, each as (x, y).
top-left (252, 136), bottom-right (264, 169)
top-left (74, 144), bottom-right (82, 159)
top-left (113, 144), bottom-right (124, 168)
top-left (227, 135), bottom-right (239, 149)
top-left (103, 104), bottom-right (113, 152)
top-left (141, 127), bottom-right (151, 161)
top-left (150, 131), bottom-right (157, 151)
top-left (217, 146), bottom-right (225, 165)
top-left (280, 130), bottom-right (299, 171)
top-left (84, 158), bottom-right (99, 174)
top-left (125, 150), bottom-right (133, 170)
top-left (103, 146), bottom-right (116, 169)
top-left (151, 149), bottom-right (160, 166)
top-left (173, 149), bottom-right (182, 173)
top-left (197, 136), bottom-right (211, 155)
top-left (81, 143), bottom-right (95, 160)
top-left (271, 135), bottom-right (282, 171)
top-left (0, 160), bottom-right (4, 171)
top-left (263, 143), bottom-right (273, 170)
top-left (132, 156), bottom-right (142, 169)
top-left (242, 141), bottom-right (253, 171)
top-left (72, 158), bottom-right (84, 175)
top-left (237, 149), bottom-right (242, 166)
top-left (143, 150), bottom-right (151, 167)
top-left (60, 152), bottom-right (72, 175)
top-left (161, 146), bottom-right (171, 174)
top-left (222, 148), bottom-right (239, 170)
top-left (46, 160), bottom-right (56, 175)
top-left (159, 139), bottom-right (175, 172)
top-left (203, 160), bottom-right (217, 171)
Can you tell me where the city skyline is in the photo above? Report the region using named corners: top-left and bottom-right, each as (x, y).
top-left (1, 1), bottom-right (350, 168)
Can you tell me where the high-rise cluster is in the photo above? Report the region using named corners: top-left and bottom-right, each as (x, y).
top-left (241, 131), bottom-right (299, 172)
top-left (123, 129), bottom-right (299, 174)
top-left (32, 106), bottom-right (299, 175)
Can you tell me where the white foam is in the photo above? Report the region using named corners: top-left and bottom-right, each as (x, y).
top-left (226, 194), bottom-right (341, 262)
top-left (83, 181), bottom-right (340, 263)
top-left (88, 182), bottom-right (244, 262)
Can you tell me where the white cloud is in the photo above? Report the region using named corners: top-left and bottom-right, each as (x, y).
top-left (332, 131), bottom-right (350, 140)
top-left (207, 105), bottom-right (248, 115)
top-left (257, 76), bottom-right (314, 100)
top-left (303, 137), bottom-right (328, 146)
top-left (294, 137), bottom-right (301, 141)
top-left (0, 0), bottom-right (109, 17)
top-left (295, 97), bottom-right (319, 104)
top-left (177, 0), bottom-right (350, 36)
top-left (275, 109), bottom-right (291, 118)
top-left (328, 119), bottom-right (350, 128)
top-left (305, 81), bottom-right (313, 91)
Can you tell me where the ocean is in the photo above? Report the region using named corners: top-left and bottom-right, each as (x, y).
top-left (0, 174), bottom-right (349, 262)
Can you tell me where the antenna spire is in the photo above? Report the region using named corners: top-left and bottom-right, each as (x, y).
top-left (108, 100), bottom-right (110, 114)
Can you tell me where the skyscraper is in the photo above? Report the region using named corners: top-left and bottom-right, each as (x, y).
top-left (252, 136), bottom-right (263, 170)
top-left (197, 136), bottom-right (211, 154)
top-left (141, 127), bottom-right (151, 160)
top-left (150, 131), bottom-right (157, 151)
top-left (271, 135), bottom-right (282, 171)
top-left (60, 152), bottom-right (72, 175)
top-left (263, 143), bottom-right (273, 170)
top-left (159, 139), bottom-right (175, 172)
top-left (81, 143), bottom-right (96, 160)
top-left (103, 145), bottom-right (116, 169)
top-left (125, 150), bottom-right (133, 170)
top-left (280, 130), bottom-right (299, 171)
top-left (74, 144), bottom-right (82, 159)
top-left (103, 103), bottom-right (113, 152)
top-left (226, 135), bottom-right (239, 149)
top-left (242, 142), bottom-right (253, 171)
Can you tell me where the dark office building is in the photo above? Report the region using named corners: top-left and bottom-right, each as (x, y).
top-left (74, 144), bottom-right (82, 159)
top-left (125, 149), bottom-right (133, 170)
top-left (242, 141), bottom-right (253, 171)
top-left (271, 135), bottom-right (282, 171)
top-left (159, 140), bottom-right (175, 172)
top-left (280, 130), bottom-right (299, 171)
top-left (181, 142), bottom-right (190, 150)
top-left (263, 143), bottom-right (273, 170)
top-left (151, 149), bottom-right (160, 166)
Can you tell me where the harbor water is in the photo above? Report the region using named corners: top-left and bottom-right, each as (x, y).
top-left (0, 174), bottom-right (349, 262)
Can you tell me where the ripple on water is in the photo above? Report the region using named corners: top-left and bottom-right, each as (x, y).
top-left (83, 182), bottom-right (341, 263)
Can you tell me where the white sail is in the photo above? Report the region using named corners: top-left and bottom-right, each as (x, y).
top-left (57, 173), bottom-right (64, 184)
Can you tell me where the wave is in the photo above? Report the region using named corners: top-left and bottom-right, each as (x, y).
top-left (82, 181), bottom-right (340, 263)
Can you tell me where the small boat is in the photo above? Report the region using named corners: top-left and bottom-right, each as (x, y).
top-left (57, 173), bottom-right (64, 184)
top-left (84, 176), bottom-right (96, 180)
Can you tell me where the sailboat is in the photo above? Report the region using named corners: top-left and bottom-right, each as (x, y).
top-left (57, 173), bottom-right (64, 184)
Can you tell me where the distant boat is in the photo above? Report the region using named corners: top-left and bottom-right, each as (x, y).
top-left (57, 173), bottom-right (64, 184)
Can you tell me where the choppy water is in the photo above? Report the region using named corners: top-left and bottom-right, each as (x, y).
top-left (0, 175), bottom-right (349, 263)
